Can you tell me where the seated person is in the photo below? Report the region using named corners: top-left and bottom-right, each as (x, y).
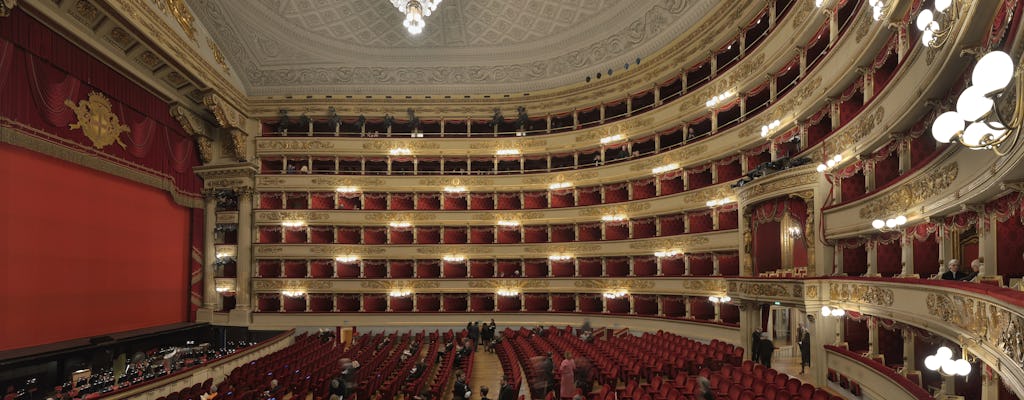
top-left (941, 259), bottom-right (970, 280)
top-left (200, 385), bottom-right (219, 400)
top-left (963, 259), bottom-right (983, 282)
top-left (407, 360), bottom-right (427, 381)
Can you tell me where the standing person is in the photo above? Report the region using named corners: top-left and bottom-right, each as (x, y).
top-left (696, 377), bottom-right (714, 400)
top-left (453, 372), bottom-right (471, 399)
top-left (481, 319), bottom-right (493, 352)
top-left (498, 375), bottom-right (517, 400)
top-left (469, 322), bottom-right (480, 350)
top-left (559, 352), bottom-right (577, 399)
top-left (751, 328), bottom-right (762, 363)
top-left (798, 326), bottom-right (811, 374)
top-left (758, 332), bottom-right (775, 368)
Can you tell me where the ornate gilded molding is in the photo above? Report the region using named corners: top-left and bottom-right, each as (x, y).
top-left (628, 236), bottom-right (711, 250)
top-left (152, 0), bottom-right (196, 41)
top-left (202, 93), bottom-right (245, 130)
top-left (257, 140), bottom-right (335, 151)
top-left (416, 246), bottom-right (494, 255)
top-left (828, 283), bottom-right (894, 306)
top-left (679, 279), bottom-right (727, 293)
top-left (523, 171), bottom-right (599, 185)
top-left (308, 246), bottom-right (386, 255)
top-left (418, 177), bottom-right (495, 186)
top-left (310, 177), bottom-right (386, 186)
top-left (0, 0), bottom-right (16, 17)
top-left (805, 285), bottom-right (819, 299)
top-left (169, 104), bottom-right (214, 163)
top-left (206, 37), bottom-right (230, 73)
top-left (729, 281), bottom-right (791, 298)
top-left (471, 211), bottom-right (545, 221)
top-left (737, 169), bottom-right (818, 201)
top-left (361, 141), bottom-right (440, 151)
top-left (364, 212), bottom-right (437, 222)
top-left (255, 211), bottom-right (330, 222)
top-left (630, 145), bottom-right (708, 171)
top-left (253, 279), bottom-right (332, 290)
top-left (577, 202), bottom-right (651, 217)
top-left (468, 279), bottom-right (550, 289)
top-left (575, 117), bottom-right (655, 142)
top-left (739, 76), bottom-right (824, 138)
top-left (206, 178), bottom-right (245, 188)
top-left (65, 92), bottom-right (129, 150)
top-left (360, 280), bottom-right (440, 290)
top-left (257, 176), bottom-right (287, 185)
top-left (926, 293), bottom-right (1006, 346)
top-left (858, 163), bottom-right (958, 220)
top-left (825, 107), bottom-right (885, 156)
top-left (256, 246), bottom-right (284, 255)
top-left (574, 279), bottom-right (655, 290)
top-left (523, 244), bottom-right (601, 254)
top-left (469, 138), bottom-right (548, 150)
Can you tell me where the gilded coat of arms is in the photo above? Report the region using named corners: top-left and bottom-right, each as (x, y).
top-left (64, 92), bottom-right (130, 150)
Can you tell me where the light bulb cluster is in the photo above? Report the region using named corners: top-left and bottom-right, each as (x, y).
top-left (869, 0), bottom-right (886, 21)
top-left (444, 186), bottom-right (467, 193)
top-left (924, 346), bottom-right (972, 376)
top-left (389, 148), bottom-right (413, 156)
top-left (931, 51), bottom-right (1015, 150)
top-left (651, 163), bottom-right (680, 174)
top-left (871, 215), bottom-right (907, 231)
top-left (497, 220), bottom-right (521, 227)
top-left (915, 0), bottom-right (954, 47)
top-left (603, 289), bottom-right (629, 299)
top-left (390, 0), bottom-right (443, 35)
top-left (389, 289), bottom-right (413, 297)
top-left (820, 306), bottom-right (846, 317)
top-left (495, 149), bottom-right (520, 156)
top-left (787, 226), bottom-right (802, 238)
top-left (215, 287), bottom-right (231, 293)
top-left (708, 295), bottom-right (732, 303)
top-left (335, 186), bottom-right (360, 193)
top-left (601, 214), bottom-right (628, 222)
top-left (549, 182), bottom-right (573, 190)
top-left (706, 198), bottom-right (733, 207)
top-left (760, 120), bottom-right (782, 138)
top-left (389, 221), bottom-right (413, 228)
top-left (548, 254), bottom-right (573, 261)
top-left (705, 90), bottom-right (735, 108)
top-left (816, 155), bottom-right (844, 172)
top-left (281, 220), bottom-right (306, 227)
top-left (442, 255), bottom-right (466, 262)
top-left (600, 134), bottom-right (625, 144)
top-left (654, 250), bottom-right (681, 258)
top-left (335, 255), bottom-right (360, 263)
top-left (281, 290), bottom-right (306, 298)
top-left (496, 288), bottom-right (520, 297)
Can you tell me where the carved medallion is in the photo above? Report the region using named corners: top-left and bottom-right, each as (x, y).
top-left (65, 92), bottom-right (129, 150)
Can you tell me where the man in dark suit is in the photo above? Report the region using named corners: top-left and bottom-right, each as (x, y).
top-left (751, 328), bottom-right (762, 363)
top-left (941, 259), bottom-right (969, 280)
top-left (498, 375), bottom-right (517, 400)
top-left (452, 374), bottom-right (471, 399)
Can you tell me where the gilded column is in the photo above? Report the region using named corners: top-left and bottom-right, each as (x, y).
top-left (201, 189), bottom-right (218, 310)
top-left (234, 186), bottom-right (254, 313)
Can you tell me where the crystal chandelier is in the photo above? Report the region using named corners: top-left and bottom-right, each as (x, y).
top-left (390, 0), bottom-right (443, 35)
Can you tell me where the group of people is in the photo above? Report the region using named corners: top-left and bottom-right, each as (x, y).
top-left (449, 371), bottom-right (517, 400)
top-left (939, 259), bottom-right (983, 281)
top-left (466, 320), bottom-right (498, 353)
top-left (527, 351), bottom-right (593, 399)
top-left (326, 358), bottom-right (360, 400)
top-left (751, 324), bottom-right (812, 373)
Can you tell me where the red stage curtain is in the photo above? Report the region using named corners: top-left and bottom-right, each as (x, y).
top-left (258, 260), bottom-right (281, 278)
top-left (498, 296), bottom-right (524, 312)
top-left (604, 183), bottom-right (629, 203)
top-left (551, 260), bottom-right (575, 277)
top-left (579, 258), bottom-right (603, 277)
top-left (443, 193), bottom-right (467, 210)
top-left (632, 217), bottom-right (656, 238)
top-left (363, 295), bottom-right (387, 312)
top-left (283, 296), bottom-right (306, 312)
top-left (283, 260), bottom-right (307, 278)
top-left (336, 295), bottom-right (360, 312)
top-left (470, 193), bottom-right (494, 209)
top-left (660, 214), bottom-right (686, 235)
top-left (443, 261), bottom-right (468, 278)
top-left (661, 256), bottom-right (685, 276)
top-left (718, 253), bottom-right (740, 276)
top-left (389, 260), bottom-right (414, 278)
top-left (336, 227), bottom-right (361, 244)
top-left (471, 227), bottom-right (495, 243)
top-left (524, 259), bottom-right (548, 278)
top-left (283, 227), bottom-right (307, 243)
top-left (444, 227), bottom-right (468, 244)
top-left (389, 227), bottom-right (414, 244)
top-left (310, 260), bottom-right (334, 278)
top-left (443, 295), bottom-right (468, 311)
top-left (524, 226), bottom-right (548, 243)
top-left (416, 226), bottom-right (440, 244)
top-left (336, 262), bottom-right (360, 278)
top-left (754, 220), bottom-right (781, 274)
top-left (550, 189), bottom-right (575, 208)
top-left (310, 226), bottom-right (334, 244)
top-left (523, 191), bottom-right (548, 209)
top-left (577, 186), bottom-right (602, 206)
top-left (604, 221), bottom-right (629, 240)
top-left (363, 260), bottom-right (387, 278)
top-left (605, 257), bottom-right (629, 277)
top-left (689, 254), bottom-right (714, 276)
top-left (416, 294), bottom-right (440, 312)
top-left (471, 260), bottom-right (495, 278)
top-left (416, 260), bottom-right (441, 278)
top-left (633, 256), bottom-right (658, 276)
top-left (876, 240), bottom-right (901, 277)
top-left (497, 226), bottom-right (522, 244)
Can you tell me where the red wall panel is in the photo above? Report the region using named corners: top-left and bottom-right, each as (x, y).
top-left (0, 144), bottom-right (188, 351)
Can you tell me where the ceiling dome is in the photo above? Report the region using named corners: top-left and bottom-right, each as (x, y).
top-left (188, 0), bottom-right (721, 96)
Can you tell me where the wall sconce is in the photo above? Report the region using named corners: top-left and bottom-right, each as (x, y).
top-left (548, 255), bottom-right (573, 261)
top-left (389, 148), bottom-right (413, 156)
top-left (924, 346), bottom-right (972, 376)
top-left (443, 255), bottom-right (466, 262)
top-left (816, 155), bottom-right (843, 173)
top-left (497, 220), bottom-right (521, 227)
top-left (706, 90), bottom-right (735, 108)
top-left (820, 305), bottom-right (846, 317)
top-left (215, 287), bottom-right (230, 293)
top-left (335, 255), bottom-right (360, 263)
top-left (496, 288), bottom-right (520, 297)
top-left (602, 214), bottom-right (628, 222)
top-left (651, 163), bottom-right (680, 174)
top-left (444, 186), bottom-right (467, 193)
top-left (389, 289), bottom-right (412, 297)
top-left (281, 220), bottom-right (306, 227)
top-left (871, 215), bottom-right (907, 231)
top-left (600, 134), bottom-right (625, 144)
top-left (336, 186), bottom-right (360, 193)
top-left (389, 221), bottom-right (413, 228)
top-left (915, 0), bottom-right (959, 48)
top-left (787, 226), bottom-right (803, 239)
top-left (760, 120), bottom-right (782, 138)
top-left (706, 198), bottom-right (733, 207)
top-left (654, 250), bottom-right (681, 258)
top-left (603, 289), bottom-right (629, 299)
top-left (281, 290), bottom-right (306, 297)
top-left (868, 0), bottom-right (888, 21)
top-left (548, 182), bottom-right (573, 190)
top-left (495, 149), bottom-right (520, 156)
top-left (708, 295), bottom-right (732, 303)
top-left (931, 51), bottom-right (1019, 155)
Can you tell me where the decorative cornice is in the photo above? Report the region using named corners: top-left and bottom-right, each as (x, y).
top-left (255, 211), bottom-right (331, 222)
top-left (471, 211), bottom-right (546, 221)
top-left (523, 244), bottom-right (601, 254)
top-left (257, 140), bottom-right (335, 151)
top-left (858, 162), bottom-right (958, 220)
top-left (416, 246), bottom-right (494, 255)
top-left (468, 279), bottom-right (550, 289)
top-left (825, 107), bottom-right (885, 156)
top-left (728, 281), bottom-right (791, 298)
top-left (309, 176), bottom-right (386, 186)
top-left (308, 246), bottom-right (386, 255)
top-left (360, 280), bottom-right (440, 290)
top-left (828, 282), bottom-right (894, 306)
top-left (678, 279), bottom-right (727, 293)
top-left (737, 168), bottom-right (819, 202)
top-left (577, 202), bottom-right (652, 217)
top-left (364, 212), bottom-right (437, 222)
top-left (630, 145), bottom-right (708, 171)
top-left (253, 279), bottom-right (332, 290)
top-left (628, 236), bottom-right (711, 250)
top-left (574, 279), bottom-right (655, 290)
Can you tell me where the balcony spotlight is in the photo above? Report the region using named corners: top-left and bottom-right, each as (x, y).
top-left (389, 148), bottom-right (413, 156)
top-left (816, 154), bottom-right (843, 173)
top-left (787, 226), bottom-right (802, 239)
top-left (444, 186), bottom-right (467, 193)
top-left (760, 120), bottom-right (782, 138)
top-left (443, 255), bottom-right (466, 262)
top-left (497, 220), bottom-right (521, 227)
top-left (495, 149), bottom-right (520, 156)
top-left (335, 255), bottom-right (360, 263)
top-left (871, 215), bottom-right (907, 231)
top-left (708, 295), bottom-right (731, 303)
top-left (281, 220), bottom-right (306, 227)
top-left (931, 51), bottom-right (1020, 155)
top-left (336, 186), bottom-right (360, 193)
top-left (389, 221), bottom-right (412, 228)
top-left (389, 289), bottom-right (412, 297)
top-left (548, 182), bottom-right (573, 190)
top-left (496, 288), bottom-right (520, 297)
top-left (600, 134), bottom-right (625, 144)
top-left (548, 255), bottom-right (573, 261)
top-left (281, 290), bottom-right (306, 297)
top-left (601, 214), bottom-right (628, 222)
top-left (651, 163), bottom-right (680, 175)
top-left (820, 305), bottom-right (846, 317)
top-left (924, 346), bottom-right (972, 376)
top-left (706, 198), bottom-right (733, 208)
top-left (705, 90), bottom-right (735, 108)
top-left (603, 289), bottom-right (629, 299)
top-left (868, 0), bottom-right (888, 21)
top-left (654, 250), bottom-right (681, 258)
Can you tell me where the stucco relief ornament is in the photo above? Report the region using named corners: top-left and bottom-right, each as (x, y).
top-left (0, 0), bottom-right (17, 17)
top-left (64, 92), bottom-right (129, 150)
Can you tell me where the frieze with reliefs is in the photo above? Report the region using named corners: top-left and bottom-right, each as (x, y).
top-left (207, 179), bottom-right (245, 188)
top-left (574, 279), bottom-right (655, 290)
top-left (256, 246), bottom-right (284, 255)
top-left (472, 211), bottom-right (545, 221)
top-left (575, 118), bottom-right (655, 142)
top-left (679, 279), bottom-right (727, 293)
top-left (628, 236), bottom-right (710, 250)
top-left (630, 145), bottom-right (708, 171)
top-left (257, 140), bottom-right (335, 151)
top-left (364, 212), bottom-right (437, 222)
top-left (828, 283), bottom-right (894, 306)
top-left (999, 313), bottom-right (1024, 366)
top-left (469, 138), bottom-right (548, 150)
top-left (578, 202), bottom-right (651, 217)
top-left (859, 163), bottom-right (958, 220)
top-left (309, 246), bottom-right (386, 255)
top-left (675, 187), bottom-right (736, 205)
top-left (523, 171), bottom-right (599, 185)
top-left (311, 177), bottom-right (385, 186)
top-left (739, 76), bottom-right (823, 138)
top-left (257, 177), bottom-right (287, 185)
top-left (254, 279), bottom-right (332, 290)
top-left (468, 279), bottom-right (550, 289)
top-left (362, 141), bottom-right (440, 151)
top-left (215, 213), bottom-right (237, 224)
top-left (925, 293), bottom-right (1007, 345)
top-left (805, 285), bottom-right (819, 299)
top-left (202, 94), bottom-right (245, 130)
top-left (418, 177), bottom-right (494, 186)
top-left (738, 171), bottom-right (818, 201)
top-left (825, 108), bottom-right (885, 156)
top-left (360, 280), bottom-right (440, 290)
top-left (730, 282), bottom-right (791, 298)
top-left (524, 244), bottom-right (601, 254)
top-left (256, 211), bottom-right (330, 222)
top-left (416, 246), bottom-right (493, 255)
top-left (152, 0), bottom-right (197, 41)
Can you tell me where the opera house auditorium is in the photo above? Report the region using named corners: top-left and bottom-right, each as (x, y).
top-left (4, 0), bottom-right (1024, 399)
